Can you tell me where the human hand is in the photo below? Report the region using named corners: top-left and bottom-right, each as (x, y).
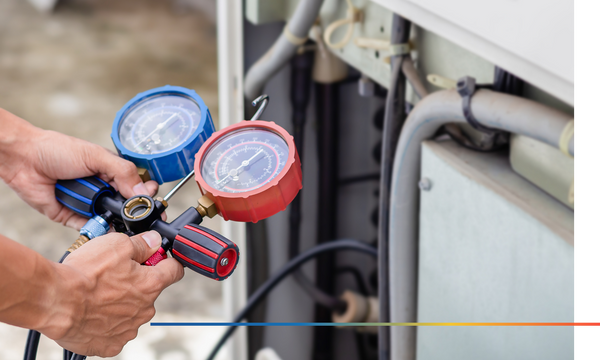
top-left (0, 109), bottom-right (159, 230)
top-left (40, 231), bottom-right (184, 357)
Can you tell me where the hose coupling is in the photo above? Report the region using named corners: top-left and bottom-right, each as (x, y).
top-left (79, 215), bottom-right (110, 240)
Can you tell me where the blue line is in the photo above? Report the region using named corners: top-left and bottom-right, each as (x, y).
top-left (76, 178), bottom-right (99, 192)
top-left (55, 184), bottom-right (92, 205)
top-left (94, 176), bottom-right (110, 187)
top-left (151, 322), bottom-right (363, 327)
top-left (55, 197), bottom-right (93, 217)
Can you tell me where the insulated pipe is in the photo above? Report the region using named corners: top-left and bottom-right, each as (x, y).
top-left (378, 14), bottom-right (411, 360)
top-left (402, 59), bottom-right (429, 100)
top-left (244, 0), bottom-right (324, 100)
top-left (388, 89), bottom-right (574, 360)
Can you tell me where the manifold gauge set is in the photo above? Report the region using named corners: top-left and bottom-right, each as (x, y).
top-left (55, 86), bottom-right (302, 280)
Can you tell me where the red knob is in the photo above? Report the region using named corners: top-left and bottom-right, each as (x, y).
top-left (144, 247), bottom-right (167, 266)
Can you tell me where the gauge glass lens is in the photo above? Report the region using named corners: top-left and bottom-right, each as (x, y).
top-left (201, 127), bottom-right (289, 193)
top-left (119, 94), bottom-right (202, 155)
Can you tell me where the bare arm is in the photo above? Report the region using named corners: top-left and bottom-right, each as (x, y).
top-left (0, 231), bottom-right (184, 357)
top-left (0, 108), bottom-right (184, 356)
top-left (0, 108), bottom-right (158, 229)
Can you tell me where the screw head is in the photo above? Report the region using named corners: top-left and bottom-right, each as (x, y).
top-left (220, 257), bottom-right (229, 266)
top-left (418, 178), bottom-right (432, 191)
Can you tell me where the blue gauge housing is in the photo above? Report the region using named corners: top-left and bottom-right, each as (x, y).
top-left (111, 85), bottom-right (215, 184)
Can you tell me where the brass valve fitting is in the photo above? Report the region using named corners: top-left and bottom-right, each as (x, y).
top-left (196, 195), bottom-right (218, 218)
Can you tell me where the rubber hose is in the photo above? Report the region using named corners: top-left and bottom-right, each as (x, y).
top-left (205, 239), bottom-right (377, 360)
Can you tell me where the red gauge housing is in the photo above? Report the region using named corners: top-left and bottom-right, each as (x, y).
top-left (194, 120), bottom-right (302, 222)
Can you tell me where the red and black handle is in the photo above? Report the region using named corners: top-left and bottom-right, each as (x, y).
top-left (172, 224), bottom-right (239, 281)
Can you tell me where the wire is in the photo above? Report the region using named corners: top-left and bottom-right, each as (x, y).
top-left (206, 239), bottom-right (377, 360)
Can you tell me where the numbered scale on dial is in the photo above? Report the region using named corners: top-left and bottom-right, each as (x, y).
top-left (112, 85), bottom-right (215, 184)
top-left (195, 120), bottom-right (302, 223)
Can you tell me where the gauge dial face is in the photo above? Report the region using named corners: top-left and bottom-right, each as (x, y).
top-left (200, 127), bottom-right (289, 193)
top-left (118, 94), bottom-right (202, 155)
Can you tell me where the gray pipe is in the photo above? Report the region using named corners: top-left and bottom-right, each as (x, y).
top-left (388, 89), bottom-right (574, 360)
top-left (244, 0), bottom-right (324, 99)
top-left (402, 59), bottom-right (429, 99)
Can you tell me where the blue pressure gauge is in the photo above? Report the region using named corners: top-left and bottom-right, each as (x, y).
top-left (111, 85), bottom-right (215, 184)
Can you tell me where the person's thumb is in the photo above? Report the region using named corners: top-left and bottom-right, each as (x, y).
top-left (92, 147), bottom-right (151, 198)
top-left (129, 231), bottom-right (162, 264)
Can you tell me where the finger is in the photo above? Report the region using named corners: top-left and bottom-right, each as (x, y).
top-left (64, 215), bottom-right (88, 231)
top-left (152, 258), bottom-right (185, 288)
top-left (89, 147), bottom-right (150, 198)
top-left (145, 181), bottom-right (159, 196)
top-left (128, 231), bottom-right (162, 264)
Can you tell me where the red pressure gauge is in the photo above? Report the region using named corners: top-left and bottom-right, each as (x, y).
top-left (194, 119), bottom-right (302, 222)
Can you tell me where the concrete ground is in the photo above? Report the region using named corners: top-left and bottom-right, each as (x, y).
top-left (0, 0), bottom-right (227, 359)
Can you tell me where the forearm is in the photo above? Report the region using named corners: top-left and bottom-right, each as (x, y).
top-left (0, 108), bottom-right (44, 183)
top-left (0, 234), bottom-right (69, 334)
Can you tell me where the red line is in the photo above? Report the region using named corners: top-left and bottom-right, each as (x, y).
top-left (175, 235), bottom-right (218, 259)
top-left (184, 225), bottom-right (227, 247)
top-left (172, 249), bottom-right (214, 273)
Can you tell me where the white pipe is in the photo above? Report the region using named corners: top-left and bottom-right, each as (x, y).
top-left (388, 89), bottom-right (574, 360)
top-left (244, 0), bottom-right (324, 99)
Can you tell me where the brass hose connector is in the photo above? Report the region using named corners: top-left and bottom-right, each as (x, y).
top-left (67, 234), bottom-right (90, 253)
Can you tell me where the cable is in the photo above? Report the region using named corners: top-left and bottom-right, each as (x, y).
top-left (63, 349), bottom-right (73, 360)
top-left (378, 14), bottom-right (411, 360)
top-left (206, 239), bottom-right (377, 360)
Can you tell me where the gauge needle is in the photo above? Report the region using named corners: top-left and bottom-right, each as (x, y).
top-left (216, 149), bottom-right (264, 185)
top-left (134, 112), bottom-right (180, 148)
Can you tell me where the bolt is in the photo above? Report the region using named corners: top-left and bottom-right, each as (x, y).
top-left (220, 258), bottom-right (229, 267)
top-left (418, 177), bottom-right (432, 191)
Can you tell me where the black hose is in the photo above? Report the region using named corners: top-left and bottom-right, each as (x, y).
top-left (288, 51), bottom-right (347, 313)
top-left (23, 330), bottom-right (40, 360)
top-left (63, 349), bottom-right (73, 360)
top-left (206, 239), bottom-right (377, 360)
top-left (378, 14), bottom-right (411, 360)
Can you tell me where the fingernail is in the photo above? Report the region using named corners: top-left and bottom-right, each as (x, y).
top-left (142, 231), bottom-right (161, 248)
top-left (133, 182), bottom-right (150, 196)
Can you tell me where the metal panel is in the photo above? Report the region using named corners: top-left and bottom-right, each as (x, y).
top-left (373, 0), bottom-right (573, 105)
top-left (416, 140), bottom-right (574, 359)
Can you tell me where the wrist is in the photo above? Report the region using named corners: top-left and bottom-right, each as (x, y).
top-left (35, 260), bottom-right (89, 340)
top-left (0, 108), bottom-right (44, 183)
